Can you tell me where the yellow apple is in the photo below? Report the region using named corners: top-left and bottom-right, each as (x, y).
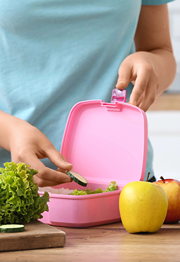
top-left (119, 181), bottom-right (168, 233)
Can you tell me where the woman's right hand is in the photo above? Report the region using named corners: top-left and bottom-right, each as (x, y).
top-left (0, 110), bottom-right (73, 187)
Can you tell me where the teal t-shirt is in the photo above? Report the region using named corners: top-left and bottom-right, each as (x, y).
top-left (0, 0), bottom-right (173, 180)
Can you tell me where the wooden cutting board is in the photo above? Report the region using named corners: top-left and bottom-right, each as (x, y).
top-left (0, 220), bottom-right (66, 252)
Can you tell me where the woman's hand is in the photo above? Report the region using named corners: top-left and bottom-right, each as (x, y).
top-left (116, 51), bottom-right (159, 112)
top-left (116, 4), bottom-right (176, 112)
top-left (8, 118), bottom-right (73, 187)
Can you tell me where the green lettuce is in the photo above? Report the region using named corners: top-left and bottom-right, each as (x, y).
top-left (69, 181), bottom-right (118, 195)
top-left (0, 162), bottom-right (49, 225)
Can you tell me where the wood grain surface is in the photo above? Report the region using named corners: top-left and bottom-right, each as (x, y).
top-left (149, 93), bottom-right (180, 111)
top-left (0, 221), bottom-right (65, 252)
top-left (0, 222), bottom-right (180, 262)
top-left (0, 93), bottom-right (179, 260)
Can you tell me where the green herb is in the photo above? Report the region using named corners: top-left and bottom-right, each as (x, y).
top-left (0, 162), bottom-right (49, 225)
top-left (69, 181), bottom-right (118, 195)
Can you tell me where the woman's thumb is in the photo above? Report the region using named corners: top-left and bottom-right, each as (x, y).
top-left (47, 148), bottom-right (73, 171)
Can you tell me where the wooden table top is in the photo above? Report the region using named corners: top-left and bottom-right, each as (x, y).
top-left (1, 93), bottom-right (180, 261)
top-left (1, 222), bottom-right (180, 262)
top-left (149, 93), bottom-right (180, 111)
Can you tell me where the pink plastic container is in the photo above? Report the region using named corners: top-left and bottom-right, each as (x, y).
top-left (39, 93), bottom-right (148, 227)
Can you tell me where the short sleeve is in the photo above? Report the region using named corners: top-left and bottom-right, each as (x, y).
top-left (142, 0), bottom-right (174, 5)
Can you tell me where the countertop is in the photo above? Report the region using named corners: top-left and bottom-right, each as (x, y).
top-left (1, 222), bottom-right (180, 262)
top-left (1, 93), bottom-right (180, 262)
top-left (149, 93), bottom-right (180, 111)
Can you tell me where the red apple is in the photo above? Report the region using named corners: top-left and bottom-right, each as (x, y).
top-left (153, 176), bottom-right (180, 223)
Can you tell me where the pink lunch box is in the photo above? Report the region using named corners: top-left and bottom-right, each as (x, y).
top-left (39, 90), bottom-right (148, 227)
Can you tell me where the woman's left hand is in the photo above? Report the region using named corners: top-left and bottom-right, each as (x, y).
top-left (116, 51), bottom-right (159, 112)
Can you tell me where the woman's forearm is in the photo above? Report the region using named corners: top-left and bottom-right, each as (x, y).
top-left (148, 48), bottom-right (176, 96)
top-left (0, 110), bottom-right (26, 152)
top-left (133, 4), bottom-right (177, 98)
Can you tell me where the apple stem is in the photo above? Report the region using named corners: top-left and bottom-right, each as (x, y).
top-left (160, 176), bottom-right (166, 183)
top-left (146, 172), bottom-right (150, 182)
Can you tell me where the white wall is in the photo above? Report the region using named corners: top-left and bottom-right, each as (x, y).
top-left (147, 111), bottom-right (180, 181)
top-left (146, 2), bottom-right (180, 181)
top-left (169, 1), bottom-right (180, 65)
top-left (168, 1), bottom-right (180, 92)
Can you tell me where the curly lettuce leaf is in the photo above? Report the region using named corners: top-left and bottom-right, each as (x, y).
top-left (0, 162), bottom-right (49, 225)
top-left (104, 181), bottom-right (117, 192)
top-left (69, 181), bottom-right (117, 195)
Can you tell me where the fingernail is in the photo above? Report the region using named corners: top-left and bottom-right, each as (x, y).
top-left (66, 176), bottom-right (73, 183)
top-left (63, 160), bottom-right (72, 166)
top-left (129, 100), bottom-right (137, 106)
top-left (116, 81), bottom-right (127, 88)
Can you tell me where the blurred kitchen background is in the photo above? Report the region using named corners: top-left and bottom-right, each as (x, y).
top-left (147, 1), bottom-right (180, 181)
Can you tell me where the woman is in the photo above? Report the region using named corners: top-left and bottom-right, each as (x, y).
top-left (0, 0), bottom-right (176, 186)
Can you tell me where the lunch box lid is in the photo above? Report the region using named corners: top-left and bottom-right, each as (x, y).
top-left (61, 95), bottom-right (148, 186)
